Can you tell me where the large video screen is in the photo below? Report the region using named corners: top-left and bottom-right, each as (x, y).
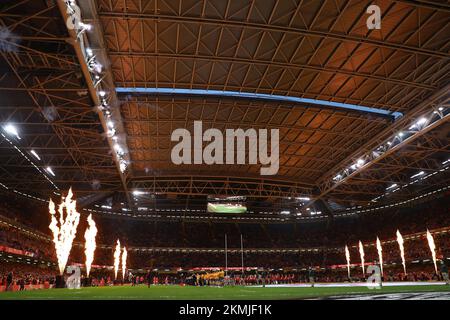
top-left (207, 203), bottom-right (247, 214)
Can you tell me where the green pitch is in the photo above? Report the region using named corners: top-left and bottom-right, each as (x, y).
top-left (1, 284), bottom-right (450, 300)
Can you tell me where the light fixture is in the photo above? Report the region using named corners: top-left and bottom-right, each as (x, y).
top-left (410, 171), bottom-right (425, 179)
top-left (107, 129), bottom-right (116, 137)
top-left (409, 117), bottom-right (428, 130)
top-left (416, 118), bottom-right (427, 126)
top-left (86, 48), bottom-right (93, 57)
top-left (386, 184), bottom-right (397, 190)
top-left (114, 144), bottom-right (123, 154)
top-left (119, 161), bottom-right (127, 173)
top-left (3, 124), bottom-right (21, 140)
top-left (30, 150), bottom-right (41, 160)
top-left (94, 63), bottom-right (102, 73)
top-left (78, 22), bottom-right (92, 31)
top-left (46, 167), bottom-right (56, 177)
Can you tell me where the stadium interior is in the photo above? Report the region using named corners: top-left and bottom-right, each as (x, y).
top-left (0, 0), bottom-right (449, 298)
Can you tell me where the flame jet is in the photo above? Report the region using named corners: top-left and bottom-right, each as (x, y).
top-left (345, 245), bottom-right (351, 279)
top-left (84, 214), bottom-right (97, 277)
top-left (114, 240), bottom-right (121, 280)
top-left (396, 230), bottom-right (407, 275)
top-left (376, 237), bottom-right (384, 277)
top-left (48, 188), bottom-right (80, 275)
top-left (359, 241), bottom-right (365, 275)
top-left (122, 247), bottom-right (128, 280)
top-left (426, 230), bottom-right (438, 274)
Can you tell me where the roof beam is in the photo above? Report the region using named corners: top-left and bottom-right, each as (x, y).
top-left (56, 0), bottom-right (134, 207)
top-left (98, 12), bottom-right (450, 59)
top-left (312, 83), bottom-right (450, 204)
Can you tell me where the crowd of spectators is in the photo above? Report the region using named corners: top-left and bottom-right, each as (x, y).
top-left (0, 192), bottom-right (448, 289)
top-left (0, 262), bottom-right (56, 289)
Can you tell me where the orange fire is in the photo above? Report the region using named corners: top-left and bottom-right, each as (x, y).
top-left (48, 188), bottom-right (80, 275)
top-left (396, 230), bottom-right (407, 275)
top-left (84, 214), bottom-right (97, 277)
top-left (344, 245), bottom-right (351, 278)
top-left (426, 230), bottom-right (438, 274)
top-left (358, 241), bottom-right (365, 275)
top-left (376, 237), bottom-right (384, 276)
top-left (122, 247), bottom-right (127, 280)
top-left (114, 239), bottom-right (121, 280)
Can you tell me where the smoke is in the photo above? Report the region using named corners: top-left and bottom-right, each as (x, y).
top-left (0, 27), bottom-right (20, 53)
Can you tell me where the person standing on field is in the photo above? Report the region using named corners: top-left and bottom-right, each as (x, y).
top-left (440, 260), bottom-right (449, 285)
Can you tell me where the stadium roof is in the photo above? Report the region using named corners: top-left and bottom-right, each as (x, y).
top-left (0, 0), bottom-right (449, 217)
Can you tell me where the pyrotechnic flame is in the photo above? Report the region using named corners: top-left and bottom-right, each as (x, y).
top-left (48, 188), bottom-right (80, 275)
top-left (426, 230), bottom-right (438, 274)
top-left (376, 237), bottom-right (384, 276)
top-left (114, 240), bottom-right (121, 280)
top-left (358, 241), bottom-right (365, 274)
top-left (84, 214), bottom-right (97, 277)
top-left (122, 247), bottom-right (127, 280)
top-left (344, 245), bottom-right (351, 278)
top-left (396, 230), bottom-right (407, 275)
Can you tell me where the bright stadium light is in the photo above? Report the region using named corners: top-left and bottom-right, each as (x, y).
top-left (119, 161), bottom-right (127, 173)
top-left (133, 190), bottom-right (145, 196)
top-left (46, 167), bottom-right (56, 177)
top-left (296, 197), bottom-right (310, 201)
top-left (79, 22), bottom-right (92, 31)
top-left (386, 184), bottom-right (397, 190)
top-left (30, 150), bottom-right (41, 160)
top-left (409, 118), bottom-right (428, 130)
top-left (356, 159), bottom-right (365, 167)
top-left (416, 117), bottom-right (427, 126)
top-left (3, 124), bottom-right (21, 140)
top-left (114, 144), bottom-right (123, 154)
top-left (410, 171), bottom-right (425, 179)
top-left (86, 47), bottom-right (93, 57)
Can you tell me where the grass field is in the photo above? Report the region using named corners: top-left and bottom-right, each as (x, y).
top-left (1, 284), bottom-right (450, 300)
